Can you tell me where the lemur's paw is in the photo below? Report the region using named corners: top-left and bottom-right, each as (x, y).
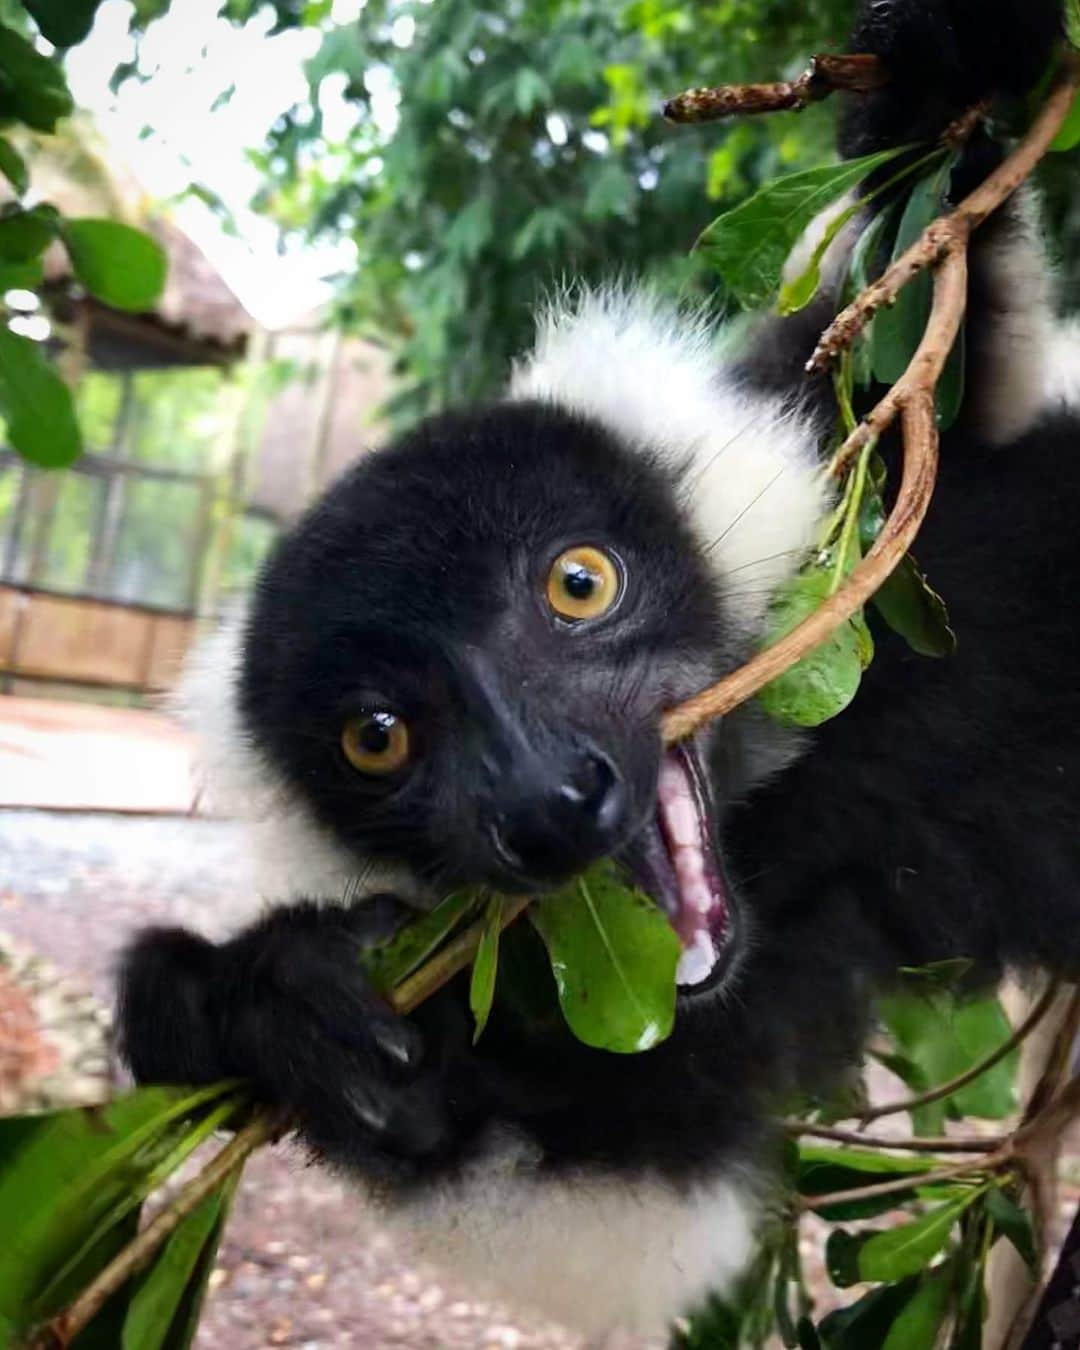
top-left (118, 902), bottom-right (459, 1166)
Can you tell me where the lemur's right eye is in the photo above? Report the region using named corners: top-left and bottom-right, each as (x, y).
top-left (341, 711), bottom-right (411, 776)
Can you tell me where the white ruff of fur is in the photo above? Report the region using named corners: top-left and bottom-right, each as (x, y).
top-left (510, 287), bottom-right (832, 636)
top-left (388, 1130), bottom-right (760, 1340)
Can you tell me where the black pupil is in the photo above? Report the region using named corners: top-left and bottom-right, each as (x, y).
top-left (563, 563), bottom-right (597, 600)
top-left (359, 715), bottom-right (393, 755)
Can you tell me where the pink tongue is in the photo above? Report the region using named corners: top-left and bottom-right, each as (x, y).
top-left (656, 755), bottom-right (725, 986)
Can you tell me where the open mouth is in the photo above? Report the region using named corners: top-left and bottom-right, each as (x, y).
top-left (622, 745), bottom-right (736, 993)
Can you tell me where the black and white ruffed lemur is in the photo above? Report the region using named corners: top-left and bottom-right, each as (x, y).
top-left (118, 0), bottom-right (1080, 1337)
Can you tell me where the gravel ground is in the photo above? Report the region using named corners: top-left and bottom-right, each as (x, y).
top-left (0, 810), bottom-right (645, 1350)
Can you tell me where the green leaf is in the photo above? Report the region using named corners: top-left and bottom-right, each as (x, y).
top-left (870, 155), bottom-right (965, 427)
top-left (445, 196), bottom-right (493, 263)
top-left (0, 205), bottom-right (58, 262)
top-left (798, 1144), bottom-right (937, 1220)
top-left (818, 1281), bottom-right (918, 1349)
top-left (858, 1191), bottom-right (982, 1282)
top-left (873, 553), bottom-right (957, 658)
top-left (987, 1186), bottom-right (1039, 1277)
top-left (122, 1188), bottom-right (225, 1350)
top-left (695, 146), bottom-right (911, 309)
top-left (1050, 89), bottom-right (1080, 151)
top-left (778, 199), bottom-right (862, 315)
top-left (360, 890), bottom-right (479, 994)
top-left (0, 256), bottom-right (44, 291)
top-left (583, 161), bottom-right (634, 222)
top-left (948, 1260), bottom-right (985, 1350)
top-left (757, 567), bottom-right (872, 728)
top-left (879, 991), bottom-right (1018, 1124)
top-left (152, 1174), bottom-right (237, 1350)
top-left (0, 326), bottom-right (82, 468)
top-left (529, 860), bottom-right (680, 1053)
top-left (0, 1085), bottom-right (236, 1323)
top-left (21, 0), bottom-right (103, 47)
top-left (61, 220), bottom-right (167, 312)
top-left (514, 67), bottom-right (549, 116)
top-left (825, 1229), bottom-right (872, 1288)
top-left (0, 25), bottom-right (74, 132)
top-left (881, 1263), bottom-right (955, 1350)
top-left (470, 894), bottom-right (502, 1043)
top-left (0, 137), bottom-right (27, 194)
top-left (1066, 0), bottom-right (1080, 50)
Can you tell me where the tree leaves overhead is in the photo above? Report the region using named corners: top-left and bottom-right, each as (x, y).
top-left (62, 219), bottom-right (168, 313)
top-left (198, 0), bottom-right (852, 423)
top-left (696, 146), bottom-right (909, 309)
top-left (0, 25), bottom-right (74, 131)
top-left (21, 0), bottom-right (105, 48)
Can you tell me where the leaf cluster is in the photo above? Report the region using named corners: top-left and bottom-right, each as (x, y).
top-left (0, 0), bottom-right (167, 468)
top-left (0, 1084), bottom-right (248, 1348)
top-left (680, 971), bottom-right (1037, 1350)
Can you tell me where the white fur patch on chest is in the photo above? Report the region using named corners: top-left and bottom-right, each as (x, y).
top-left (509, 287), bottom-right (832, 637)
top-left (387, 1130), bottom-right (760, 1340)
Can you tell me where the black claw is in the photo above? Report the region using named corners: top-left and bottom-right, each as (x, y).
top-left (370, 1017), bottom-right (424, 1069)
top-left (344, 1082), bottom-right (394, 1134)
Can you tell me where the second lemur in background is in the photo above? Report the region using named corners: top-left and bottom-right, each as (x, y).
top-left (119, 0), bottom-right (1080, 1338)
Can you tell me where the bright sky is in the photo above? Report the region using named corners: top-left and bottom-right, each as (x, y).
top-left (65, 0), bottom-right (375, 328)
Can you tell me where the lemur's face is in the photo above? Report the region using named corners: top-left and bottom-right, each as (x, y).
top-left (241, 402), bottom-right (743, 992)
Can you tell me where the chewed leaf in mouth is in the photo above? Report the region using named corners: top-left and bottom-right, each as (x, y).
top-left (623, 745), bottom-right (735, 992)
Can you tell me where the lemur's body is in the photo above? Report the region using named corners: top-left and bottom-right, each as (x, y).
top-left (120, 1), bottom-right (1080, 1336)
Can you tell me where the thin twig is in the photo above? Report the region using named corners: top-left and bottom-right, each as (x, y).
top-left (807, 54), bottom-right (1080, 372)
top-left (858, 981), bottom-right (1061, 1126)
top-left (663, 53), bottom-right (889, 123)
top-left (786, 1120), bottom-right (1007, 1153)
top-left (388, 895), bottom-right (531, 1016)
top-left (800, 1150), bottom-right (1010, 1213)
top-left (31, 1111), bottom-right (283, 1349)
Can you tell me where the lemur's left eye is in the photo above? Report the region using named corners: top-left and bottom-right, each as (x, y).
top-left (545, 545), bottom-right (622, 622)
top-left (341, 711), bottom-right (410, 776)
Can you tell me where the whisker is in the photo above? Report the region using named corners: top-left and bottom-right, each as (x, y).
top-left (704, 466), bottom-right (788, 557)
top-left (687, 406), bottom-right (771, 489)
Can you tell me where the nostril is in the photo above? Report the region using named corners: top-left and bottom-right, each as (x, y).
top-left (560, 751), bottom-right (615, 817)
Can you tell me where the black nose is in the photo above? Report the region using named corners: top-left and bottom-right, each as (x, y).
top-left (494, 748), bottom-right (627, 884)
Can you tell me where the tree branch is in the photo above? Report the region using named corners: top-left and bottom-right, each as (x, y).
top-left (807, 54), bottom-right (1080, 372)
top-left (663, 53), bottom-right (889, 123)
top-left (785, 1120), bottom-right (1007, 1153)
top-left (800, 1151), bottom-right (1008, 1214)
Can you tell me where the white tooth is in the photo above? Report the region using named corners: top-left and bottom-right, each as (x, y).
top-left (689, 882), bottom-right (714, 915)
top-left (665, 796), bottom-right (698, 847)
top-left (676, 930), bottom-right (717, 987)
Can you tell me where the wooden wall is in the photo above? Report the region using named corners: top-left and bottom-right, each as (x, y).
top-left (0, 584), bottom-right (194, 695)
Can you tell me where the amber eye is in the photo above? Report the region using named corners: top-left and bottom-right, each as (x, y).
top-left (341, 711), bottom-right (410, 776)
top-left (545, 545), bottom-right (622, 622)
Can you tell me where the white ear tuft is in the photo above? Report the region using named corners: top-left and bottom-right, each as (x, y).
top-left (510, 285), bottom-right (832, 633)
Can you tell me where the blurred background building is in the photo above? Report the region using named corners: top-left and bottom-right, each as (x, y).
top-left (0, 129), bottom-right (391, 707)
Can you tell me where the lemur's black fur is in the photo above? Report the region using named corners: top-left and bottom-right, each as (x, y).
top-left (120, 0), bottom-right (1080, 1331)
